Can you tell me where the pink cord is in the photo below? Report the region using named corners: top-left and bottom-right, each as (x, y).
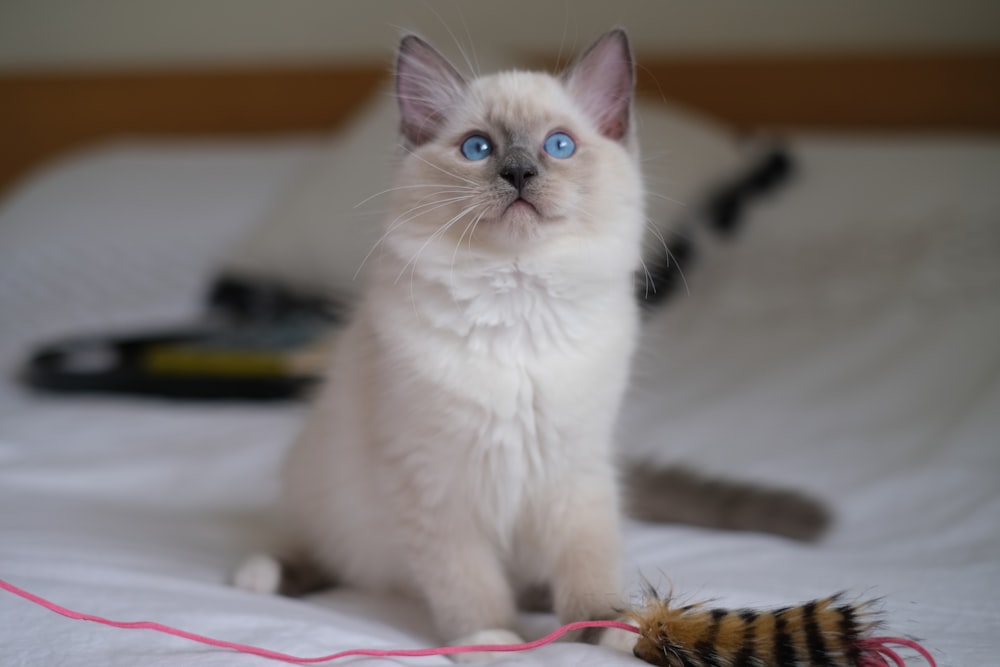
top-left (0, 577), bottom-right (637, 663)
top-left (858, 637), bottom-right (937, 667)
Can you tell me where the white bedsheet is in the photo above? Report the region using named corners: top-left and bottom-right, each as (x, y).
top-left (1, 135), bottom-right (999, 666)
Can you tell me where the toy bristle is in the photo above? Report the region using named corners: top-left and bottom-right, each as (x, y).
top-left (626, 591), bottom-right (880, 667)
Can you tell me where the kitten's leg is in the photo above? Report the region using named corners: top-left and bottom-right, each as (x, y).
top-left (231, 550), bottom-right (333, 596)
top-left (551, 490), bottom-right (623, 623)
top-left (231, 553), bottom-right (284, 594)
top-left (546, 479), bottom-right (637, 653)
top-left (410, 532), bottom-right (522, 662)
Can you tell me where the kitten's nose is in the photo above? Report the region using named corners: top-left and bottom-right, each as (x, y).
top-left (500, 163), bottom-right (537, 194)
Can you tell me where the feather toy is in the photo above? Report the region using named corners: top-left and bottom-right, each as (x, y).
top-left (625, 590), bottom-right (934, 667)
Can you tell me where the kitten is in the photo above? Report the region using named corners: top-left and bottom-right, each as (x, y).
top-left (234, 29), bottom-right (828, 656)
top-left (236, 29), bottom-right (642, 653)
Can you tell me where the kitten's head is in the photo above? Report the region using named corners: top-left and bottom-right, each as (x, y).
top-left (388, 29), bottom-right (644, 266)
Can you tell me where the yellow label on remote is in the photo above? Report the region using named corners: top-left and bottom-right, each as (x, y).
top-left (143, 345), bottom-right (288, 378)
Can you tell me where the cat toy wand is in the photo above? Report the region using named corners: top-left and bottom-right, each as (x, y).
top-left (0, 577), bottom-right (935, 666)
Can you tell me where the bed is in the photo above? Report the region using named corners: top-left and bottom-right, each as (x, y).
top-left (1, 56), bottom-right (999, 667)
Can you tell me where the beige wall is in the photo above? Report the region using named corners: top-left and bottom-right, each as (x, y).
top-left (2, 0), bottom-right (1000, 72)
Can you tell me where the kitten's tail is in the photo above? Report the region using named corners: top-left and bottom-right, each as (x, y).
top-left (623, 464), bottom-right (831, 541)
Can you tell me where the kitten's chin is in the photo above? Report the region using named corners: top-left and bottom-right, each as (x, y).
top-left (471, 197), bottom-right (566, 250)
top-left (467, 198), bottom-right (541, 247)
top-left (498, 197), bottom-right (550, 233)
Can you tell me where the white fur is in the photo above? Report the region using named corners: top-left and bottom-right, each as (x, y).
top-left (231, 553), bottom-right (282, 594)
top-left (260, 32), bottom-right (645, 649)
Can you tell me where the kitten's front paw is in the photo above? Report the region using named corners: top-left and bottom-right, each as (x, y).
top-left (231, 553), bottom-right (283, 594)
top-left (449, 628), bottom-right (525, 663)
top-left (596, 617), bottom-right (640, 654)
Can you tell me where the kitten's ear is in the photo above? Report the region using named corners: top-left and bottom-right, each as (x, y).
top-left (564, 29), bottom-right (635, 142)
top-left (396, 35), bottom-right (467, 146)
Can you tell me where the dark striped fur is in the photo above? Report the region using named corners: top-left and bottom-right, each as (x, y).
top-left (628, 593), bottom-right (877, 667)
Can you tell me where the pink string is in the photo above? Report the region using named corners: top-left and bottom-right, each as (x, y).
top-left (858, 637), bottom-right (938, 667)
top-left (0, 577), bottom-right (637, 663)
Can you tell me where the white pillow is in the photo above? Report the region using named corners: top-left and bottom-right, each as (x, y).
top-left (220, 88), bottom-right (401, 297)
top-left (635, 96), bottom-right (743, 239)
top-left (220, 87), bottom-right (744, 297)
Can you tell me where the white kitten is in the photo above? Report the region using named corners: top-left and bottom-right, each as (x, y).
top-left (236, 29), bottom-right (644, 653)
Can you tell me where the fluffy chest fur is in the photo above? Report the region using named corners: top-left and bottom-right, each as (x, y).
top-left (365, 253), bottom-right (638, 542)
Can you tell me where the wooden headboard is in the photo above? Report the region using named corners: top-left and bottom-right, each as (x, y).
top-left (2, 51), bottom-right (999, 196)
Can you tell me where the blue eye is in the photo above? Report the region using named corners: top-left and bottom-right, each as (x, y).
top-left (461, 135), bottom-right (492, 161)
top-left (544, 132), bottom-right (576, 159)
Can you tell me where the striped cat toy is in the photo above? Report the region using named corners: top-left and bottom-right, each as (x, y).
top-left (626, 591), bottom-right (933, 667)
top-left (0, 577), bottom-right (934, 666)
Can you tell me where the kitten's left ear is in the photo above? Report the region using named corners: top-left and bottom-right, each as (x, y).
top-left (396, 35), bottom-right (467, 146)
top-left (564, 29), bottom-right (635, 142)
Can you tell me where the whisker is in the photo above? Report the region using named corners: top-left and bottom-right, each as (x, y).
top-left (467, 208), bottom-right (485, 252)
top-left (664, 244), bottom-right (691, 297)
top-left (644, 217), bottom-right (671, 258)
top-left (404, 203), bottom-right (480, 313)
top-left (636, 61), bottom-right (669, 105)
top-left (353, 195), bottom-right (478, 281)
top-left (385, 194), bottom-right (478, 238)
top-left (636, 256), bottom-right (656, 299)
top-left (647, 191), bottom-right (686, 206)
top-left (422, 0), bottom-right (478, 78)
top-left (400, 145), bottom-right (478, 186)
top-left (393, 90), bottom-right (456, 105)
top-left (396, 203), bottom-right (480, 285)
top-left (450, 206), bottom-right (488, 284)
top-left (641, 216), bottom-right (692, 298)
top-left (555, 7), bottom-right (581, 74)
top-left (354, 184), bottom-right (476, 209)
top-left (454, 3), bottom-right (481, 77)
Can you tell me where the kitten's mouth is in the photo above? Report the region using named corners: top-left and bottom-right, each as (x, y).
top-left (503, 197), bottom-right (539, 217)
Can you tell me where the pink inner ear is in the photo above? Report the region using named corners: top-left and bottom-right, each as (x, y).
top-left (396, 36), bottom-right (466, 146)
top-left (565, 30), bottom-right (634, 141)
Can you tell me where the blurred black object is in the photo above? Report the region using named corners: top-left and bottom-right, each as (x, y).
top-left (207, 275), bottom-right (345, 322)
top-left (707, 147), bottom-right (794, 236)
top-left (21, 277), bottom-right (342, 400)
top-left (637, 146), bottom-right (795, 308)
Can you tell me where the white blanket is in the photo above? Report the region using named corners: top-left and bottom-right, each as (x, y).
top-left (1, 134), bottom-right (999, 666)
